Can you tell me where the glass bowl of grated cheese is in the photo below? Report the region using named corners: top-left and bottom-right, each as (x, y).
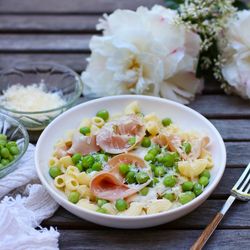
top-left (0, 62), bottom-right (83, 131)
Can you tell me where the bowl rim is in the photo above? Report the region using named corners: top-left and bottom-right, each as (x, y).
top-left (0, 61), bottom-right (83, 114)
top-left (0, 112), bottom-right (29, 173)
top-left (35, 95), bottom-right (226, 220)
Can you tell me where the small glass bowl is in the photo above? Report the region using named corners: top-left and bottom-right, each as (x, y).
top-left (0, 113), bottom-right (29, 178)
top-left (0, 62), bottom-right (83, 130)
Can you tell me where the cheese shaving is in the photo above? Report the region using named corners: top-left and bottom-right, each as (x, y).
top-left (0, 83), bottom-right (65, 112)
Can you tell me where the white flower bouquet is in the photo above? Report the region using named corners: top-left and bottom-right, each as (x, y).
top-left (81, 0), bottom-right (250, 103)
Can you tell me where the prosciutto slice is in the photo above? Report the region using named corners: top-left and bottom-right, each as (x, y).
top-left (96, 114), bottom-right (145, 154)
top-left (90, 153), bottom-right (151, 201)
top-left (67, 131), bottom-right (100, 155)
top-left (90, 172), bottom-right (138, 201)
top-left (153, 133), bottom-right (210, 160)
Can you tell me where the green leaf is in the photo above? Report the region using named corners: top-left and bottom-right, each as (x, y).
top-left (164, 0), bottom-right (184, 10)
top-left (233, 0), bottom-right (249, 10)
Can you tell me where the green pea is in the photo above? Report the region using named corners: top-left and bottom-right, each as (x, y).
top-left (96, 109), bottom-right (109, 121)
top-left (97, 198), bottom-right (108, 207)
top-left (125, 171), bottom-right (136, 184)
top-left (163, 193), bottom-right (176, 202)
top-left (193, 183), bottom-right (203, 196)
top-left (172, 152), bottom-right (180, 161)
top-left (140, 187), bottom-right (149, 196)
top-left (144, 153), bottom-right (155, 162)
top-left (156, 154), bottom-right (165, 163)
top-left (182, 181), bottom-right (194, 192)
top-left (148, 146), bottom-right (160, 156)
top-left (163, 175), bottom-right (177, 187)
top-left (1, 148), bottom-right (10, 159)
top-left (199, 176), bottom-right (209, 187)
top-left (0, 163), bottom-right (4, 169)
top-left (49, 166), bottom-right (62, 179)
top-left (162, 153), bottom-right (175, 167)
top-left (92, 162), bottom-right (103, 171)
top-left (115, 199), bottom-right (128, 211)
top-left (79, 127), bottom-right (91, 135)
top-left (76, 163), bottom-right (83, 172)
top-left (9, 146), bottom-right (19, 155)
top-left (119, 163), bottom-right (130, 175)
top-left (81, 155), bottom-right (95, 169)
top-left (128, 136), bottom-right (136, 145)
top-left (95, 153), bottom-right (108, 162)
top-left (0, 134), bottom-right (7, 141)
top-left (150, 164), bottom-right (156, 171)
top-left (179, 191), bottom-right (195, 205)
top-left (183, 142), bottom-right (192, 154)
top-left (86, 168), bottom-right (93, 174)
top-left (148, 177), bottom-right (159, 187)
top-left (162, 118), bottom-right (172, 127)
top-left (200, 170), bottom-right (211, 179)
top-left (8, 154), bottom-right (14, 162)
top-left (1, 159), bottom-right (9, 166)
top-left (0, 140), bottom-right (6, 147)
top-left (68, 191), bottom-right (80, 204)
top-left (72, 153), bottom-right (82, 165)
top-left (6, 141), bottom-right (17, 150)
top-left (154, 166), bottom-right (165, 177)
top-left (141, 137), bottom-right (151, 148)
top-left (135, 171), bottom-right (150, 184)
top-left (96, 207), bottom-right (108, 214)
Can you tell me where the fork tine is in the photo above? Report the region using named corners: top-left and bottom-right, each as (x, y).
top-left (239, 169), bottom-right (250, 191)
top-left (232, 163), bottom-right (250, 190)
top-left (244, 182), bottom-right (250, 194)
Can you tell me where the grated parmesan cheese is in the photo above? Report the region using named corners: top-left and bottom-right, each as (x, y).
top-left (0, 83), bottom-right (65, 112)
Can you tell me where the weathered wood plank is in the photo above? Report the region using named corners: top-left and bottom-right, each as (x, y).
top-left (0, 53), bottom-right (88, 72)
top-left (189, 95), bottom-right (250, 118)
top-left (225, 142), bottom-right (250, 166)
top-left (0, 15), bottom-right (100, 33)
top-left (0, 0), bottom-right (162, 14)
top-left (210, 119), bottom-right (250, 141)
top-left (0, 34), bottom-right (91, 52)
top-left (58, 229), bottom-right (250, 249)
top-left (43, 199), bottom-right (250, 230)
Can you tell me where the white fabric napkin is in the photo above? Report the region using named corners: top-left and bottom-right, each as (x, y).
top-left (0, 144), bottom-right (59, 250)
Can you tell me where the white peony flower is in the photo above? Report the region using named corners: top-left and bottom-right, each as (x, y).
top-left (81, 5), bottom-right (203, 104)
top-left (221, 10), bottom-right (250, 98)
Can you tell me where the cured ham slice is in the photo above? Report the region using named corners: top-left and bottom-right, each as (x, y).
top-left (90, 154), bottom-right (151, 201)
top-left (67, 131), bottom-right (100, 155)
top-left (189, 136), bottom-right (209, 160)
top-left (108, 153), bottom-right (145, 169)
top-left (108, 153), bottom-right (146, 181)
top-left (153, 133), bottom-right (210, 160)
top-left (96, 114), bottom-right (145, 154)
top-left (90, 172), bottom-right (151, 201)
top-left (153, 133), bottom-right (182, 153)
top-left (90, 172), bottom-right (138, 201)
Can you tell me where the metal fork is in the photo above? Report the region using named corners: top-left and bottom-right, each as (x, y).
top-left (191, 163), bottom-right (250, 250)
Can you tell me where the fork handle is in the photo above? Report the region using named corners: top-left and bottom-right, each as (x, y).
top-left (190, 212), bottom-right (223, 250)
top-left (190, 195), bottom-right (236, 250)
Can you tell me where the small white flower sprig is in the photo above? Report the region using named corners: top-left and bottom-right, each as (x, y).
top-left (170, 0), bottom-right (250, 99)
top-left (176, 0), bottom-right (237, 73)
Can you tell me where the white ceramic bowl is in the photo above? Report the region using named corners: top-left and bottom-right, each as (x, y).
top-left (35, 95), bottom-right (226, 229)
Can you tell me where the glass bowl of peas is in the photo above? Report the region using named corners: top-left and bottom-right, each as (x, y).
top-left (0, 112), bottom-right (29, 178)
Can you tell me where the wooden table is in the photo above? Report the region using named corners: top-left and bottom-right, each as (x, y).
top-left (1, 0), bottom-right (250, 249)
